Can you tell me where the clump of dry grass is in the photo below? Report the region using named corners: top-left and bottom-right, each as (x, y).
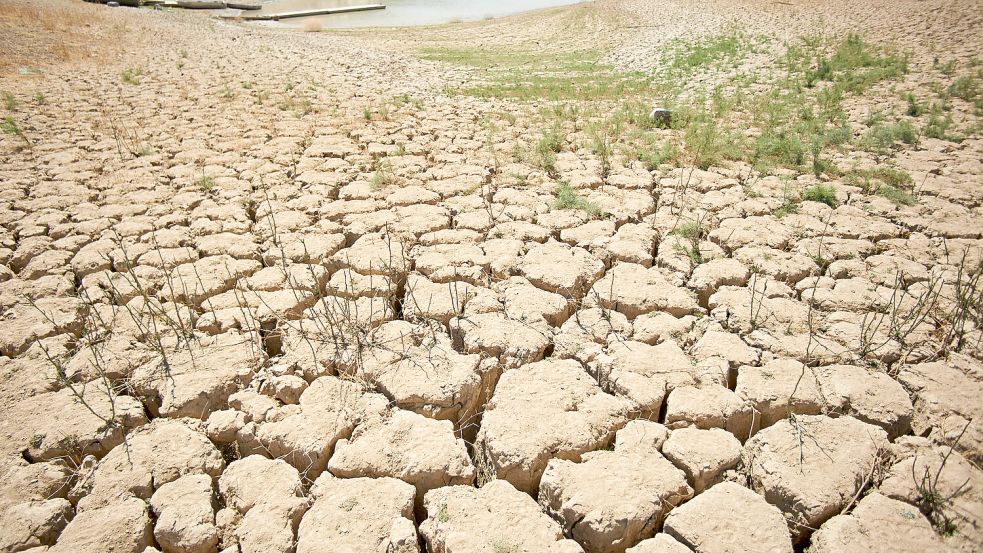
top-left (0, 0), bottom-right (114, 70)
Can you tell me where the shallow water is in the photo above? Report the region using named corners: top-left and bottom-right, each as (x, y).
top-left (257, 0), bottom-right (586, 28)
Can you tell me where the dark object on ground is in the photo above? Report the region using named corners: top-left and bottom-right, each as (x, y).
top-left (650, 107), bottom-right (673, 128)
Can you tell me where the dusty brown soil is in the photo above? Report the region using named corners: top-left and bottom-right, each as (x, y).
top-left (0, 0), bottom-right (981, 552)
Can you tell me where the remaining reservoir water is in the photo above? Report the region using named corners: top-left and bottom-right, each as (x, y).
top-left (257, 0), bottom-right (587, 28)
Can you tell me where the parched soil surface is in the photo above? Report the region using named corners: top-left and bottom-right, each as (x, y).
top-left (0, 0), bottom-right (981, 552)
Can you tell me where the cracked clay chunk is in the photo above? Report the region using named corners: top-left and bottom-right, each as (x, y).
top-left (809, 492), bottom-right (944, 553)
top-left (589, 263), bottom-right (700, 319)
top-left (73, 419), bottom-right (225, 512)
top-left (421, 480), bottom-right (584, 553)
top-left (539, 421), bottom-right (693, 553)
top-left (475, 358), bottom-right (632, 494)
top-left (518, 240), bottom-right (605, 297)
top-left (49, 496), bottom-right (153, 553)
top-left (662, 427), bottom-right (742, 493)
top-left (298, 474), bottom-right (419, 553)
top-left (130, 331), bottom-right (263, 419)
top-left (328, 409), bottom-right (475, 505)
top-left (663, 482), bottom-right (792, 553)
top-left (742, 415), bottom-right (889, 543)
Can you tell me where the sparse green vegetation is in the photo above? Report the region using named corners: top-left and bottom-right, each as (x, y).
top-left (933, 58), bottom-right (957, 76)
top-left (878, 185), bottom-right (917, 206)
top-left (923, 111), bottom-right (954, 140)
top-left (632, 136), bottom-right (681, 170)
top-left (421, 47), bottom-right (652, 101)
top-left (2, 91), bottom-right (17, 111)
top-left (948, 74), bottom-right (980, 102)
top-left (677, 103), bottom-right (743, 170)
top-left (862, 119), bottom-right (918, 152)
top-left (489, 540), bottom-right (519, 553)
top-left (589, 130), bottom-right (612, 176)
top-left (197, 176), bottom-right (216, 191)
top-left (670, 220), bottom-right (706, 265)
top-left (802, 184), bottom-right (839, 207)
top-left (278, 95), bottom-right (313, 115)
top-left (120, 68), bottom-right (142, 85)
top-left (665, 26), bottom-right (760, 76)
top-left (845, 166), bottom-right (917, 206)
top-left (370, 159), bottom-right (396, 190)
top-left (799, 33), bottom-right (909, 92)
top-left (553, 181), bottom-right (603, 218)
top-left (671, 222), bottom-right (701, 240)
top-left (869, 166), bottom-right (913, 188)
top-left (772, 201), bottom-right (799, 218)
top-left (534, 125), bottom-right (564, 176)
top-left (1, 116), bottom-right (30, 146)
top-left (1, 116), bottom-right (20, 136)
top-left (905, 92), bottom-right (926, 116)
top-left (773, 183), bottom-right (800, 218)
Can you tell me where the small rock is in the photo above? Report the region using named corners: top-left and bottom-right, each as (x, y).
top-left (0, 499), bottom-right (72, 551)
top-left (626, 534), bottom-right (694, 553)
top-left (260, 374), bottom-right (308, 405)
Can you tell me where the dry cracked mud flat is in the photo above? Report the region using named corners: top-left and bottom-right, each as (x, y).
top-left (0, 0), bottom-right (982, 552)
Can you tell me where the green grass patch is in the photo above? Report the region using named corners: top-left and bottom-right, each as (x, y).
top-left (370, 159), bottom-right (396, 190)
top-left (773, 202), bottom-right (799, 218)
top-left (861, 119), bottom-right (918, 153)
top-left (630, 135), bottom-right (681, 170)
top-left (846, 166), bottom-right (915, 205)
top-left (802, 184), bottom-right (839, 207)
top-left (421, 47), bottom-right (652, 101)
top-left (878, 185), bottom-right (917, 206)
top-left (197, 176), bottom-right (216, 191)
top-left (2, 92), bottom-right (16, 112)
top-left (797, 33), bottom-right (909, 93)
top-left (1, 116), bottom-right (20, 135)
top-left (120, 68), bottom-right (143, 85)
top-left (666, 26), bottom-right (761, 76)
top-left (670, 222), bottom-right (701, 240)
top-left (923, 111), bottom-right (954, 140)
top-left (554, 181), bottom-right (603, 217)
top-left (948, 74), bottom-right (980, 102)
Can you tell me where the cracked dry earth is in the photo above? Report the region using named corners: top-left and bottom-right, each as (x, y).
top-left (1, 0), bottom-right (982, 552)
